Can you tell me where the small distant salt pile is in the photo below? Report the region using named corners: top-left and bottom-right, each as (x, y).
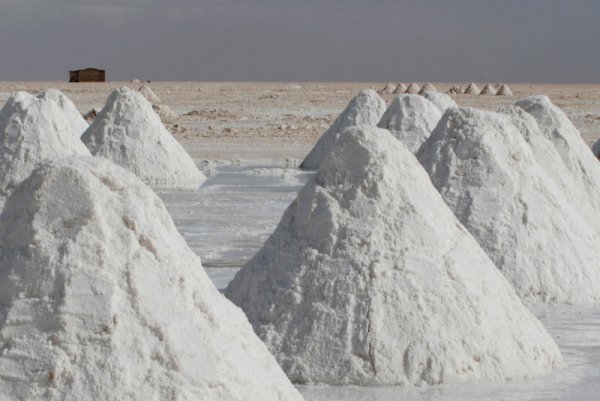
top-left (480, 83), bottom-right (497, 95)
top-left (300, 89), bottom-right (386, 169)
top-left (138, 84), bottom-right (161, 103)
top-left (464, 82), bottom-right (480, 95)
top-left (81, 87), bottom-right (205, 188)
top-left (392, 83), bottom-right (407, 94)
top-left (0, 90), bottom-right (90, 195)
top-left (404, 82), bottom-right (421, 94)
top-left (418, 107), bottom-right (600, 303)
top-left (138, 84), bottom-right (177, 122)
top-left (0, 157), bottom-right (303, 401)
top-left (379, 82), bottom-right (396, 94)
top-left (83, 109), bottom-right (97, 123)
top-left (226, 126), bottom-right (562, 386)
top-left (421, 90), bottom-right (458, 113)
top-left (514, 95), bottom-right (600, 223)
top-left (496, 84), bottom-right (513, 96)
top-left (448, 85), bottom-right (463, 94)
top-left (377, 94), bottom-right (442, 153)
top-left (131, 78), bottom-right (141, 84)
top-left (418, 82), bottom-right (437, 94)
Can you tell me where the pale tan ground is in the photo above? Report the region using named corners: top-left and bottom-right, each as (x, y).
top-left (1, 81), bottom-right (598, 159)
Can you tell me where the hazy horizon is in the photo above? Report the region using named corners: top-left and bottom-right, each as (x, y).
top-left (1, 0), bottom-right (599, 83)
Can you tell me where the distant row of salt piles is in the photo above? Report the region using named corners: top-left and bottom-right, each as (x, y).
top-left (0, 87), bottom-right (302, 400)
top-left (380, 82), bottom-right (513, 96)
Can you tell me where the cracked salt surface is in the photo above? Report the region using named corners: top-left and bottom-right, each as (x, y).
top-left (160, 158), bottom-right (600, 400)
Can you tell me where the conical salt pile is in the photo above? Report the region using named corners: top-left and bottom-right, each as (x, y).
top-left (301, 89), bottom-right (386, 169)
top-left (418, 107), bottom-right (600, 303)
top-left (448, 85), bottom-right (463, 94)
top-left (480, 84), bottom-right (497, 95)
top-left (138, 84), bottom-right (161, 103)
top-left (81, 87), bottom-right (205, 188)
top-left (514, 95), bottom-right (600, 224)
top-left (418, 82), bottom-right (437, 94)
top-left (226, 126), bottom-right (562, 386)
top-left (379, 82), bottom-right (396, 94)
top-left (404, 82), bottom-right (421, 94)
top-left (0, 157), bottom-right (303, 401)
top-left (377, 94), bottom-right (442, 153)
top-left (0, 90), bottom-right (90, 195)
top-left (421, 90), bottom-right (457, 113)
top-left (496, 84), bottom-right (513, 96)
top-left (42, 89), bottom-right (89, 134)
top-left (392, 83), bottom-right (407, 94)
top-left (464, 83), bottom-right (480, 95)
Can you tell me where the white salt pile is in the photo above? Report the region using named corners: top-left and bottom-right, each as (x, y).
top-left (138, 84), bottom-right (161, 103)
top-left (514, 95), bottom-right (600, 224)
top-left (392, 83), bottom-right (407, 94)
top-left (418, 107), bottom-right (600, 303)
top-left (464, 83), bottom-right (480, 95)
top-left (0, 157), bottom-right (303, 401)
top-left (301, 89), bottom-right (386, 169)
top-left (377, 94), bottom-right (442, 153)
top-left (404, 82), bottom-right (421, 94)
top-left (226, 126), bottom-right (562, 386)
top-left (81, 87), bottom-right (205, 188)
top-left (497, 84), bottom-right (513, 96)
top-left (0, 90), bottom-right (90, 195)
top-left (153, 103), bottom-right (178, 123)
top-left (379, 82), bottom-right (396, 94)
top-left (421, 90), bottom-right (458, 113)
top-left (418, 82), bottom-right (437, 94)
top-left (480, 83), bottom-right (497, 95)
top-left (448, 85), bottom-right (463, 94)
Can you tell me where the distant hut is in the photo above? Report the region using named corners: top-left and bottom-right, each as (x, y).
top-left (69, 68), bottom-right (106, 83)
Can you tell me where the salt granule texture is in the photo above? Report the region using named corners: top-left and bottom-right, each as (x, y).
top-left (0, 90), bottom-right (90, 195)
top-left (418, 107), bottom-right (600, 303)
top-left (421, 90), bottom-right (458, 113)
top-left (226, 126), bottom-right (562, 386)
top-left (81, 87), bottom-right (205, 189)
top-left (377, 94), bottom-right (442, 153)
top-left (0, 157), bottom-right (303, 401)
top-left (301, 89), bottom-right (386, 170)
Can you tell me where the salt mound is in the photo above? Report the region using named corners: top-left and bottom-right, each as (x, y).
top-left (379, 82), bottom-right (396, 94)
top-left (418, 107), bottom-right (600, 303)
top-left (377, 94), bottom-right (442, 153)
top-left (496, 84), bottom-right (513, 96)
top-left (404, 82), bottom-right (421, 94)
top-left (0, 157), bottom-right (303, 401)
top-left (464, 83), bottom-right (480, 95)
top-left (448, 85), bottom-right (463, 94)
top-left (138, 84), bottom-right (161, 103)
top-left (514, 95), bottom-right (600, 224)
top-left (301, 89), bottom-right (386, 169)
top-left (421, 90), bottom-right (458, 113)
top-left (418, 82), bottom-right (437, 94)
top-left (226, 126), bottom-right (562, 386)
top-left (153, 103), bottom-right (178, 123)
top-left (480, 84), bottom-right (497, 95)
top-left (392, 83), bottom-right (407, 94)
top-left (0, 91), bottom-right (91, 195)
top-left (41, 89), bottom-right (89, 135)
top-left (81, 87), bottom-right (205, 188)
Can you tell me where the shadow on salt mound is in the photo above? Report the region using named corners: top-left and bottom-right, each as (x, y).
top-left (81, 87), bottom-right (205, 189)
top-left (226, 126), bottom-right (562, 386)
top-left (418, 107), bottom-right (600, 304)
top-left (0, 90), bottom-right (90, 195)
top-left (301, 89), bottom-right (386, 170)
top-left (421, 90), bottom-right (457, 113)
top-left (377, 94), bottom-right (442, 153)
top-left (0, 156), bottom-right (303, 401)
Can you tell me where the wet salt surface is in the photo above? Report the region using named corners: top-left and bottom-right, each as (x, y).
top-left (159, 159), bottom-right (600, 401)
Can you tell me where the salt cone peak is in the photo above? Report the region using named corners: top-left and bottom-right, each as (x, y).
top-left (300, 88), bottom-right (386, 170)
top-left (464, 82), bottom-right (480, 94)
top-left (496, 84), bottom-right (513, 96)
top-left (418, 82), bottom-right (437, 94)
top-left (392, 83), bottom-right (407, 94)
top-left (0, 90), bottom-right (90, 195)
top-left (418, 106), bottom-right (600, 303)
top-left (81, 87), bottom-right (205, 189)
top-left (39, 89), bottom-right (89, 134)
top-left (404, 82), bottom-right (421, 94)
top-left (138, 84), bottom-right (161, 104)
top-left (421, 90), bottom-right (458, 113)
top-left (227, 125), bottom-right (562, 386)
top-left (480, 83), bottom-right (497, 95)
top-left (0, 156), bottom-right (303, 401)
top-left (377, 94), bottom-right (442, 153)
top-left (379, 82), bottom-right (396, 94)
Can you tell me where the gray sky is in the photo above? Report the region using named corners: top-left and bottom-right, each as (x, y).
top-left (1, 0), bottom-right (599, 82)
